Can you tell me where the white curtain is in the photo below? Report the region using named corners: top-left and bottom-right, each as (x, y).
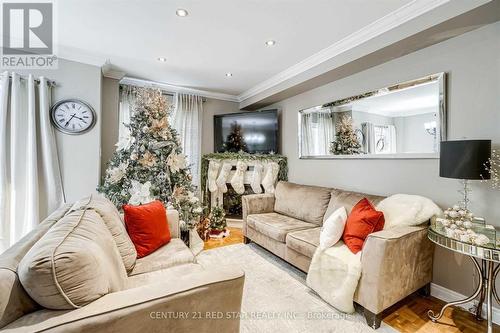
top-left (361, 122), bottom-right (375, 154)
top-left (171, 93), bottom-right (202, 188)
top-left (0, 72), bottom-right (64, 253)
top-left (301, 110), bottom-right (335, 156)
top-left (118, 85), bottom-right (136, 139)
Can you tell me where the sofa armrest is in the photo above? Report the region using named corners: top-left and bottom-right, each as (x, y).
top-left (354, 225), bottom-right (434, 314)
top-left (241, 194), bottom-right (275, 236)
top-left (167, 209), bottom-right (180, 238)
top-left (2, 267), bottom-right (245, 333)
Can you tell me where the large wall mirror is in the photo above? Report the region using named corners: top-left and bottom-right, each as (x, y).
top-left (298, 72), bottom-right (446, 159)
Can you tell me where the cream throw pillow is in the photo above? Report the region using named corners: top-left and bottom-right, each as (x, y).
top-left (319, 207), bottom-right (347, 250)
top-left (19, 209), bottom-right (127, 310)
top-left (376, 194), bottom-right (442, 229)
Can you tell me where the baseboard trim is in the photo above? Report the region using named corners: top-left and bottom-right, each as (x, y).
top-left (430, 283), bottom-right (500, 324)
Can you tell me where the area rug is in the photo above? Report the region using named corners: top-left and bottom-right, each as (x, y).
top-left (196, 243), bottom-right (396, 333)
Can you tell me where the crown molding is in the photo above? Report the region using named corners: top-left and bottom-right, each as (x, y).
top-left (101, 66), bottom-right (126, 80)
top-left (120, 77), bottom-right (240, 102)
top-left (237, 0), bottom-right (450, 102)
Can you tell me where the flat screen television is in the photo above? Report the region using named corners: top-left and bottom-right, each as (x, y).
top-left (214, 110), bottom-right (279, 154)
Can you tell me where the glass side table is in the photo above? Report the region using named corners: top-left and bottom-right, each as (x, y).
top-left (428, 227), bottom-right (500, 333)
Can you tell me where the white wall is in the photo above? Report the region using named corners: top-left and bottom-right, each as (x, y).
top-left (265, 22), bottom-right (500, 296)
top-left (18, 59), bottom-right (102, 203)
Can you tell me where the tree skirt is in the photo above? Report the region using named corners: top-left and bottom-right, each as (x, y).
top-left (208, 228), bottom-right (230, 239)
top-left (196, 243), bottom-right (396, 333)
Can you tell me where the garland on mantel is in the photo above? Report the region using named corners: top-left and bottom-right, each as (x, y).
top-left (200, 152), bottom-right (288, 204)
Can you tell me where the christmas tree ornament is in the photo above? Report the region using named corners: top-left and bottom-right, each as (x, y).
top-left (216, 162), bottom-right (232, 193)
top-left (250, 163), bottom-right (264, 194)
top-left (230, 161), bottom-right (248, 194)
top-left (207, 160), bottom-right (221, 193)
top-left (98, 88), bottom-right (202, 229)
top-left (128, 180), bottom-right (153, 205)
top-left (262, 162), bottom-right (279, 193)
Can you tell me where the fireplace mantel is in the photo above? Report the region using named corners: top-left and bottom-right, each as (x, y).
top-left (200, 153), bottom-right (288, 209)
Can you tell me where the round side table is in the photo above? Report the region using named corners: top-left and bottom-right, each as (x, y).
top-left (428, 228), bottom-right (500, 333)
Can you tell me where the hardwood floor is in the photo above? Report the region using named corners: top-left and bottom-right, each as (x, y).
top-left (203, 228), bottom-right (498, 332)
top-left (383, 293), bottom-right (500, 333)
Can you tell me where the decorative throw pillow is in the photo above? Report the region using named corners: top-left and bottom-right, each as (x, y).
top-left (319, 207), bottom-right (347, 250)
top-left (376, 194), bottom-right (442, 229)
top-left (342, 198), bottom-right (385, 254)
top-left (123, 200), bottom-right (171, 258)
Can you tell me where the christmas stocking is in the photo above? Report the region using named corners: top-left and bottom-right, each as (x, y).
top-left (207, 160), bottom-right (221, 193)
top-left (230, 161), bottom-right (247, 194)
top-left (262, 162), bottom-right (279, 193)
top-left (216, 162), bottom-right (232, 193)
top-left (250, 163), bottom-right (264, 194)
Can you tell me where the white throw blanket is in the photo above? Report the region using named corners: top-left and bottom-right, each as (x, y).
top-left (306, 242), bottom-right (362, 313)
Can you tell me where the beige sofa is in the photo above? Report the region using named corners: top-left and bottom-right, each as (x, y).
top-left (242, 181), bottom-right (434, 329)
top-left (0, 197), bottom-right (244, 333)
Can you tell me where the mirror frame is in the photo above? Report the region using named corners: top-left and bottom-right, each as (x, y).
top-left (298, 72), bottom-right (447, 159)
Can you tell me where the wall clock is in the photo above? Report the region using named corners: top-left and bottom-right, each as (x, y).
top-left (50, 99), bottom-right (97, 135)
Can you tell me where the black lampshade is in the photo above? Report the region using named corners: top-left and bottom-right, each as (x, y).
top-left (440, 140), bottom-right (491, 180)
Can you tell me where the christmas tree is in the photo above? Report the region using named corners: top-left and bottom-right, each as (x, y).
top-left (209, 205), bottom-right (226, 232)
top-left (329, 116), bottom-right (362, 155)
top-left (223, 121), bottom-right (248, 152)
top-left (98, 88), bottom-right (203, 229)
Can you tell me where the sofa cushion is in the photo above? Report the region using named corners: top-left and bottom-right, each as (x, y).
top-left (247, 213), bottom-right (316, 242)
top-left (18, 209), bottom-right (127, 310)
top-left (0, 203), bottom-right (72, 329)
top-left (286, 228), bottom-right (321, 258)
top-left (128, 239), bottom-right (195, 276)
top-left (126, 263), bottom-right (204, 289)
top-left (323, 189), bottom-right (385, 223)
top-left (71, 195), bottom-right (137, 272)
top-left (274, 182), bottom-right (331, 225)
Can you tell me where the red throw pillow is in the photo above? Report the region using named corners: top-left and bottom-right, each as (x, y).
top-left (342, 198), bottom-right (385, 254)
top-left (123, 200), bottom-right (171, 258)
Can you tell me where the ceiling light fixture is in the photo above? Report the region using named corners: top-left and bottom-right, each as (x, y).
top-left (265, 40), bottom-right (276, 46)
top-left (225, 72), bottom-right (233, 77)
top-left (157, 57), bottom-right (167, 62)
top-left (176, 9), bottom-right (188, 17)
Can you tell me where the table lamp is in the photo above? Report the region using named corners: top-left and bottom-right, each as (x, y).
top-left (440, 140), bottom-right (491, 210)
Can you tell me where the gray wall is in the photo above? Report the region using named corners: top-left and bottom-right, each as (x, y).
top-left (101, 77), bottom-right (120, 180)
top-left (394, 112), bottom-right (437, 153)
top-left (265, 22), bottom-right (500, 297)
top-left (17, 59), bottom-right (102, 203)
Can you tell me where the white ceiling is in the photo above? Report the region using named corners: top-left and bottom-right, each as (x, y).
top-left (58, 0), bottom-right (415, 97)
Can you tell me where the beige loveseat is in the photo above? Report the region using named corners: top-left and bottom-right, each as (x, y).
top-left (242, 181), bottom-right (434, 329)
top-left (0, 196), bottom-right (244, 333)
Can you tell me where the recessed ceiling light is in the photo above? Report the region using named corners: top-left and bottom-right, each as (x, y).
top-left (176, 9), bottom-right (188, 17)
top-left (225, 72), bottom-right (233, 77)
top-left (265, 40), bottom-right (276, 46)
top-left (157, 57), bottom-right (167, 62)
